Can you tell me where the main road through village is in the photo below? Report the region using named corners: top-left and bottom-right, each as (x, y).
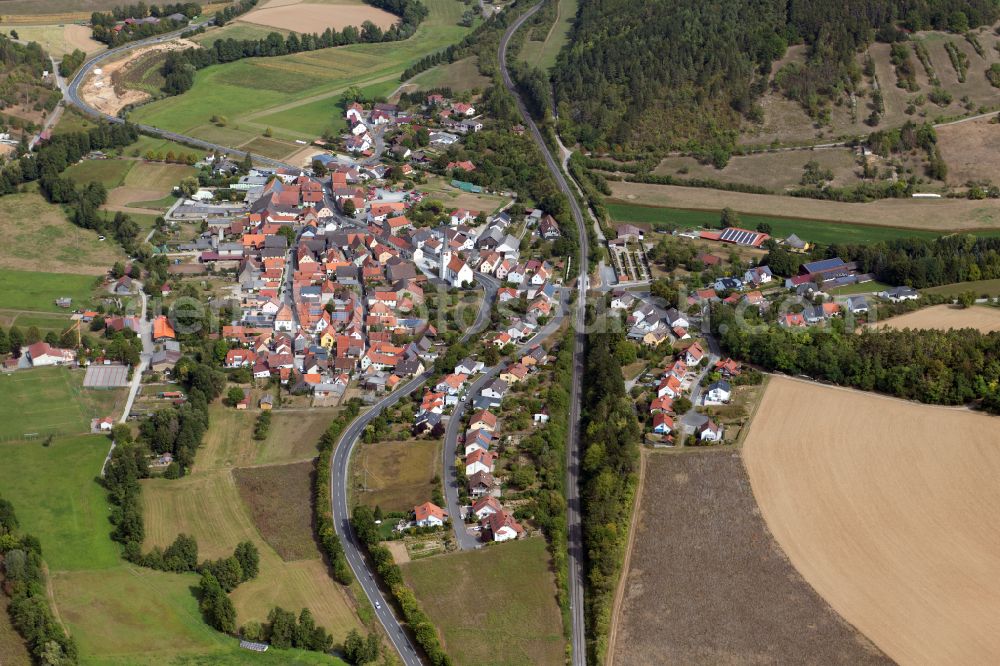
top-left (61, 7), bottom-right (590, 663)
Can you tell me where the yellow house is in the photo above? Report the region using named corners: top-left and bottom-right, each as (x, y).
top-left (320, 329), bottom-right (336, 350)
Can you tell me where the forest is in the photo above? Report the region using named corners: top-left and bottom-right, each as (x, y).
top-left (552, 0), bottom-right (1000, 156)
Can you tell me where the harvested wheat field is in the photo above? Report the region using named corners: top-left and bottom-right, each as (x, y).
top-left (238, 0), bottom-right (399, 32)
top-left (873, 304), bottom-right (1000, 333)
top-left (611, 449), bottom-right (889, 666)
top-left (743, 376), bottom-right (1000, 666)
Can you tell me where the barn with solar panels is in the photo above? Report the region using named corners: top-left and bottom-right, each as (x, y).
top-left (718, 227), bottom-right (769, 247)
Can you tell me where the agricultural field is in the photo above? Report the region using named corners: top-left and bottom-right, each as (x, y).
top-left (741, 26), bottom-right (1000, 147)
top-left (936, 114), bottom-right (1000, 186)
top-left (0, 193), bottom-right (124, 274)
top-left (233, 461), bottom-right (317, 561)
top-left (351, 438), bottom-right (441, 512)
top-left (0, 435), bottom-right (118, 570)
top-left (63, 158), bottom-right (134, 189)
top-left (402, 537), bottom-right (565, 665)
top-left (130, 0), bottom-right (470, 149)
top-left (406, 56), bottom-right (490, 93)
top-left (194, 21), bottom-right (289, 46)
top-left (142, 455), bottom-right (363, 642)
top-left (238, 0), bottom-right (398, 32)
top-left (606, 201), bottom-right (944, 244)
top-left (610, 449), bottom-right (889, 665)
top-left (0, 366), bottom-right (125, 440)
top-left (518, 0), bottom-right (577, 71)
top-left (0, 268), bottom-right (102, 312)
top-left (923, 277), bottom-right (1000, 298)
top-left (872, 303), bottom-right (1000, 332)
top-left (652, 147), bottom-right (862, 191)
top-left (743, 376), bottom-right (1000, 665)
top-left (10, 23), bottom-right (103, 56)
top-left (608, 180), bottom-right (1000, 234)
top-left (103, 160), bottom-right (192, 214)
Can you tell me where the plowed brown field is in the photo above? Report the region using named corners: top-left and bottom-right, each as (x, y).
top-left (744, 376), bottom-right (1000, 665)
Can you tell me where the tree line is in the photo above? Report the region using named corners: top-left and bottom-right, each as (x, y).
top-left (159, 0), bottom-right (428, 95)
top-left (580, 328), bottom-right (641, 664)
top-left (0, 495), bottom-right (79, 665)
top-left (711, 302), bottom-right (1000, 411)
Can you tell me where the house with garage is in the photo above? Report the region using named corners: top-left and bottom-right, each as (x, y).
top-left (468, 470), bottom-right (501, 498)
top-left (464, 429), bottom-right (493, 455)
top-left (472, 496), bottom-right (503, 520)
top-left (481, 378), bottom-right (508, 400)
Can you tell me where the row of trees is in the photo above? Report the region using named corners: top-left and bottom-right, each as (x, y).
top-left (581, 329), bottom-right (641, 664)
top-left (351, 505), bottom-right (452, 666)
top-left (1, 496), bottom-right (79, 665)
top-left (0, 122), bottom-right (139, 196)
top-left (91, 3), bottom-right (201, 46)
top-left (314, 401), bottom-right (363, 585)
top-left (712, 302), bottom-right (1000, 411)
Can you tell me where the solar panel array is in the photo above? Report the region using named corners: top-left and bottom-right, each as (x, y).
top-left (720, 227), bottom-right (761, 245)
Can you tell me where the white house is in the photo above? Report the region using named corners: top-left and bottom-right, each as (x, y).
top-left (465, 449), bottom-right (497, 476)
top-left (472, 496), bottom-right (502, 520)
top-left (481, 378), bottom-right (508, 400)
top-left (652, 413), bottom-right (673, 435)
top-left (744, 266), bottom-right (773, 287)
top-left (482, 510), bottom-right (523, 542)
top-left (26, 342), bottom-right (73, 367)
top-left (455, 358), bottom-right (485, 375)
top-left (704, 380), bottom-right (732, 404)
top-left (697, 419), bottom-right (723, 442)
top-left (414, 502), bottom-right (448, 527)
top-left (881, 286), bottom-right (920, 302)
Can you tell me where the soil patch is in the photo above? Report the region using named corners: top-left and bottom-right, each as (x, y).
top-left (81, 39), bottom-right (197, 116)
top-left (233, 461), bottom-right (318, 561)
top-left (744, 376), bottom-right (1000, 665)
top-left (611, 448), bottom-right (890, 665)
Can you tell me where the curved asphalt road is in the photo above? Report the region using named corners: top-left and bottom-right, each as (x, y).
top-left (499, 5), bottom-right (590, 665)
top-left (63, 22), bottom-right (297, 170)
top-left (329, 273), bottom-right (496, 665)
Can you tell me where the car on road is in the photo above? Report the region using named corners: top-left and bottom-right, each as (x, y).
top-left (374, 601), bottom-right (381, 610)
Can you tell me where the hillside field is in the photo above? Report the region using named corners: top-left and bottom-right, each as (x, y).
top-left (0, 193), bottom-right (124, 275)
top-left (130, 0), bottom-right (470, 153)
top-left (610, 449), bottom-right (888, 665)
top-left (743, 376), bottom-right (1000, 665)
top-left (402, 537), bottom-right (565, 665)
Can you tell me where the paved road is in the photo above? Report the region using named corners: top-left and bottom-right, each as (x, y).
top-left (63, 24), bottom-right (298, 171)
top-left (329, 275), bottom-right (496, 664)
top-left (441, 287), bottom-right (572, 551)
top-left (499, 7), bottom-right (589, 665)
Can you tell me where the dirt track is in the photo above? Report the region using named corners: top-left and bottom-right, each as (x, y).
top-left (873, 304), bottom-right (1000, 333)
top-left (744, 376), bottom-right (1000, 665)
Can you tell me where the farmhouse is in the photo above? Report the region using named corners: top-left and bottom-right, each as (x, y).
top-left (26, 342), bottom-right (75, 367)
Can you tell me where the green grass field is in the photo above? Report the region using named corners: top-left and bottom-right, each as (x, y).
top-left (0, 435), bottom-right (118, 570)
top-left (0, 310), bottom-right (74, 337)
top-left (829, 280), bottom-right (892, 295)
top-left (64, 159), bottom-right (135, 189)
top-left (606, 201), bottom-right (950, 244)
top-left (0, 368), bottom-right (96, 440)
top-left (131, 0), bottom-right (470, 147)
top-left (519, 0), bottom-right (577, 71)
top-left (923, 278), bottom-right (1000, 297)
top-left (0, 269), bottom-right (101, 312)
top-left (407, 56), bottom-right (490, 92)
top-left (403, 537), bottom-right (565, 665)
top-left (0, 193), bottom-right (124, 275)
